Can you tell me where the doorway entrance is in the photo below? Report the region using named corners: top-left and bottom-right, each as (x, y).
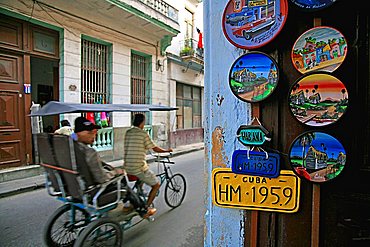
top-left (30, 57), bottom-right (59, 133)
top-left (0, 13), bottom-right (60, 169)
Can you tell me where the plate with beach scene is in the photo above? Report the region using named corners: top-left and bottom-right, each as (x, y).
top-left (288, 73), bottom-right (348, 127)
top-left (291, 26), bottom-right (347, 74)
top-left (222, 0), bottom-right (288, 49)
top-left (229, 51), bottom-right (279, 103)
top-left (290, 0), bottom-right (337, 11)
top-left (289, 131), bottom-right (346, 183)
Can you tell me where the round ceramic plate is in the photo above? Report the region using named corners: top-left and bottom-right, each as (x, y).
top-left (291, 26), bottom-right (347, 74)
top-left (229, 51), bottom-right (279, 103)
top-left (289, 131), bottom-right (346, 183)
top-left (288, 72), bottom-right (349, 127)
top-left (222, 0), bottom-right (288, 49)
top-left (290, 0), bottom-right (337, 11)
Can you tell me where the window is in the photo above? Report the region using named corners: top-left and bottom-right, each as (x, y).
top-left (176, 83), bottom-right (202, 129)
top-left (184, 8), bottom-right (194, 49)
top-left (131, 52), bottom-right (151, 125)
top-left (81, 38), bottom-right (111, 127)
top-left (81, 39), bottom-right (110, 105)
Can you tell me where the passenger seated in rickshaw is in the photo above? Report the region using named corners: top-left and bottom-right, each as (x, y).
top-left (73, 116), bottom-right (148, 217)
top-left (73, 116), bottom-right (124, 183)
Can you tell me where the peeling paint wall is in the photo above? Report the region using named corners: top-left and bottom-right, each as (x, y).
top-left (204, 1), bottom-right (252, 246)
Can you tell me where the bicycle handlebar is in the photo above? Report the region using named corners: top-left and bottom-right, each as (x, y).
top-left (151, 151), bottom-right (172, 159)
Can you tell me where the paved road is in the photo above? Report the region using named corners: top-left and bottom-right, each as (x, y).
top-left (0, 150), bottom-right (205, 247)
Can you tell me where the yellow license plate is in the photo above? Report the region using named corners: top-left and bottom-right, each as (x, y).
top-left (212, 168), bottom-right (300, 213)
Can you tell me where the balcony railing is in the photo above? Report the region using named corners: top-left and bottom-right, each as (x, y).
top-left (92, 126), bottom-right (151, 152)
top-left (93, 127), bottom-right (113, 151)
top-left (180, 38), bottom-right (204, 60)
top-left (138, 0), bottom-right (178, 22)
top-left (144, 125), bottom-right (153, 138)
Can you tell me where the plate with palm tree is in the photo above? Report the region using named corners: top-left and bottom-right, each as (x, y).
top-left (288, 72), bottom-right (349, 127)
top-left (289, 131), bottom-right (346, 183)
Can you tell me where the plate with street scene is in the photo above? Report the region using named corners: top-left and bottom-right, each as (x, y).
top-left (290, 0), bottom-right (337, 11)
top-left (222, 0), bottom-right (288, 49)
top-left (291, 26), bottom-right (347, 74)
top-left (288, 72), bottom-right (348, 127)
top-left (289, 131), bottom-right (346, 183)
top-left (229, 51), bottom-right (279, 103)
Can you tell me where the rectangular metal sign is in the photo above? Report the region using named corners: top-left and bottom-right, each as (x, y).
top-left (212, 168), bottom-right (300, 213)
top-left (232, 150), bottom-right (280, 178)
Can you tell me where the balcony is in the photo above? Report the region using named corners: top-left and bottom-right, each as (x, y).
top-left (180, 38), bottom-right (204, 65)
top-left (137, 0), bottom-right (178, 22)
top-left (22, 0), bottom-right (180, 54)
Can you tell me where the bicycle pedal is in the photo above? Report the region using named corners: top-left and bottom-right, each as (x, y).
top-left (147, 215), bottom-right (155, 222)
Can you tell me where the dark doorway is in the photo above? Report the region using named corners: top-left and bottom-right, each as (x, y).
top-left (30, 57), bottom-right (59, 133)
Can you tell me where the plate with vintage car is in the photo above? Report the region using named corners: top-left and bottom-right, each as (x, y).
top-left (291, 26), bottom-right (347, 74)
top-left (222, 0), bottom-right (288, 49)
top-left (229, 51), bottom-right (279, 103)
top-left (288, 72), bottom-right (348, 127)
top-left (290, 0), bottom-right (337, 11)
top-left (289, 131), bottom-right (346, 183)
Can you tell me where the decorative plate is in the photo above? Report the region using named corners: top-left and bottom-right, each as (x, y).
top-left (229, 51), bottom-right (279, 103)
top-left (222, 0), bottom-right (288, 49)
top-left (289, 131), bottom-right (346, 183)
top-left (290, 0), bottom-right (337, 11)
top-left (288, 72), bottom-right (348, 127)
top-left (291, 26), bottom-right (347, 74)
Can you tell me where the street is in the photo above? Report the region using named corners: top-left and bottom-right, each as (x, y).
top-left (0, 150), bottom-right (205, 247)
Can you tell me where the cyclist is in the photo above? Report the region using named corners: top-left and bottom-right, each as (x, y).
top-left (123, 113), bottom-right (173, 218)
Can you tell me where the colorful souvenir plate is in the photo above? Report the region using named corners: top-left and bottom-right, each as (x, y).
top-left (288, 72), bottom-right (348, 127)
top-left (291, 26), bottom-right (347, 74)
top-left (289, 131), bottom-right (346, 183)
top-left (290, 0), bottom-right (337, 11)
top-left (229, 51), bottom-right (279, 103)
top-left (222, 0), bottom-right (288, 49)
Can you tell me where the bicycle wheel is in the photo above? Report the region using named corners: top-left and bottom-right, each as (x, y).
top-left (164, 173), bottom-right (186, 208)
top-left (73, 218), bottom-right (122, 247)
top-left (44, 204), bottom-right (90, 247)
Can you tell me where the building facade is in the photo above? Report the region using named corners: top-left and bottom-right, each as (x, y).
top-left (0, 0), bottom-right (204, 169)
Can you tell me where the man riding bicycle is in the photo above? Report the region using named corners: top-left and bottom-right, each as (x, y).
top-left (123, 113), bottom-right (173, 218)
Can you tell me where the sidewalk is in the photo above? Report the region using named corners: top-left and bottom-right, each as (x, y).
top-left (0, 142), bottom-right (204, 198)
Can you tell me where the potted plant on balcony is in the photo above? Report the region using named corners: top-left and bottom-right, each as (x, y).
top-left (180, 46), bottom-right (195, 57)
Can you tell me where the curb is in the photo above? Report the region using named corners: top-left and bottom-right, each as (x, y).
top-left (0, 145), bottom-right (204, 198)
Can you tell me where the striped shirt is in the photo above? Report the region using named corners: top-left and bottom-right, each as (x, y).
top-left (123, 126), bottom-right (156, 175)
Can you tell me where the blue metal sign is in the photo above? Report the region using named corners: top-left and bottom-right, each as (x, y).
top-left (232, 150), bottom-right (280, 178)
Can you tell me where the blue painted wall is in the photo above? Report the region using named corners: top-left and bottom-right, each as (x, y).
top-left (204, 1), bottom-right (252, 246)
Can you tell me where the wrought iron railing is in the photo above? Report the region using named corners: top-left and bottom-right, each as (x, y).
top-left (137, 0), bottom-right (178, 22)
top-left (180, 38), bottom-right (203, 59)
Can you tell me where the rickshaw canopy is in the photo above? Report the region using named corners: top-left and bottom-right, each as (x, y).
top-left (30, 101), bottom-right (178, 116)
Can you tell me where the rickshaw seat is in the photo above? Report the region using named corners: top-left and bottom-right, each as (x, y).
top-left (36, 133), bottom-right (124, 209)
top-left (36, 133), bottom-right (62, 195)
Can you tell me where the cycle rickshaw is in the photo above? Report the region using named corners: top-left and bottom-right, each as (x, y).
top-left (30, 101), bottom-right (186, 247)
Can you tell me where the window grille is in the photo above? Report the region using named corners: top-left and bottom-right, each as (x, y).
top-left (131, 52), bottom-right (151, 125)
top-left (81, 39), bottom-right (112, 150)
top-left (81, 39), bottom-right (109, 105)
